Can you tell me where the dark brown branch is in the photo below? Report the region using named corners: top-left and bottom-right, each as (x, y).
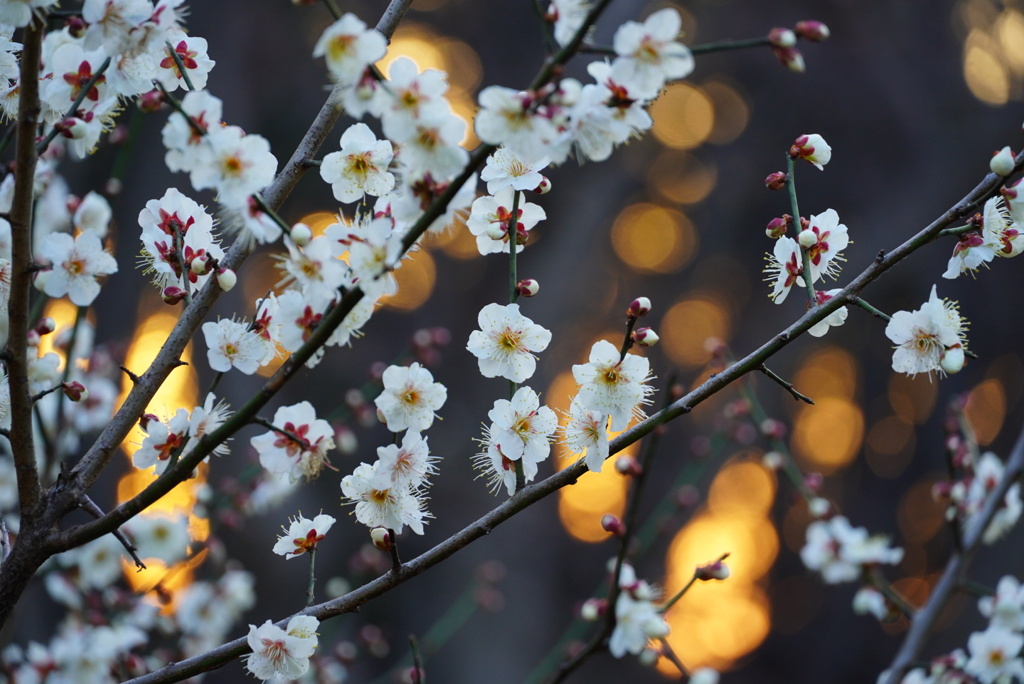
top-left (78, 494), bottom-right (146, 571)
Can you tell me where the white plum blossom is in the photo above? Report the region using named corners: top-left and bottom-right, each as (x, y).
top-left (764, 235), bottom-right (803, 304)
top-left (547, 0), bottom-right (592, 46)
top-left (467, 302), bottom-right (552, 383)
top-left (792, 133), bottom-right (832, 170)
top-left (800, 516), bottom-right (903, 584)
top-left (36, 231), bottom-right (118, 306)
top-left (341, 460), bottom-right (428, 534)
top-left (313, 13), bottom-right (387, 85)
top-left (42, 43), bottom-right (111, 112)
top-left (0, 0), bottom-right (59, 27)
top-left (803, 208), bottom-right (849, 281)
top-left (125, 512), bottom-right (190, 564)
top-left (480, 145), bottom-right (550, 195)
top-left (952, 451), bottom-right (1024, 545)
top-left (186, 393), bottom-right (232, 458)
top-left (807, 289), bottom-right (849, 338)
top-left (374, 362), bottom-right (447, 433)
top-left (272, 513), bottom-right (336, 558)
top-left (155, 31), bottom-right (216, 92)
top-left (979, 575), bottom-right (1024, 631)
top-left (73, 191), bottom-right (112, 236)
top-left (572, 340), bottom-right (653, 431)
top-left (251, 402), bottom-right (336, 483)
top-left (245, 616), bottom-right (320, 682)
top-left (162, 90), bottom-right (223, 174)
top-left (965, 626), bottom-right (1024, 684)
top-left (885, 285), bottom-right (968, 377)
top-left (610, 7), bottom-right (694, 99)
top-left (320, 123), bottom-right (395, 204)
top-left (467, 187), bottom-right (547, 255)
top-left (189, 125), bottom-right (278, 208)
top-left (275, 234), bottom-right (348, 303)
top-left (138, 187), bottom-right (223, 291)
top-left (375, 430), bottom-right (437, 489)
top-left (380, 57), bottom-right (451, 143)
top-left (202, 318), bottom-right (271, 375)
top-left (944, 196), bottom-right (1023, 279)
top-left (475, 85), bottom-right (559, 162)
top-left (486, 386), bottom-right (557, 466)
top-left (563, 395), bottom-right (610, 472)
top-left (609, 563), bottom-right (670, 658)
top-left (132, 408), bottom-right (191, 474)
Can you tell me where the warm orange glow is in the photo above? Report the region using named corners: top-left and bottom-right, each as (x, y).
top-left (39, 299), bottom-right (80, 370)
top-left (964, 28), bottom-right (1010, 105)
top-left (647, 150), bottom-right (717, 205)
top-left (791, 346), bottom-right (858, 401)
top-left (297, 211), bottom-right (338, 237)
top-left (379, 24), bottom-right (446, 74)
top-left (650, 83), bottom-right (715, 149)
top-left (998, 9), bottom-right (1024, 74)
top-left (660, 296), bottom-right (731, 368)
top-left (898, 479), bottom-right (946, 545)
top-left (865, 415), bottom-right (915, 479)
top-left (888, 372), bottom-right (938, 424)
top-left (432, 215), bottom-right (481, 260)
top-left (708, 459), bottom-right (776, 518)
top-left (610, 203), bottom-right (696, 274)
top-left (381, 249), bottom-right (436, 311)
top-left (791, 397), bottom-right (864, 473)
top-left (965, 378), bottom-right (1006, 445)
top-left (703, 80), bottom-right (750, 145)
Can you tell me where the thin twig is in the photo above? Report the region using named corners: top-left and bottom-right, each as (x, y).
top-left (759, 364), bottom-right (814, 404)
top-left (78, 494), bottom-right (146, 571)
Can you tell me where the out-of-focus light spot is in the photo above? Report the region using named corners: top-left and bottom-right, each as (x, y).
top-left (610, 203), bottom-right (696, 273)
top-left (965, 378), bottom-right (1006, 445)
top-left (434, 216), bottom-right (481, 259)
top-left (964, 29), bottom-right (1010, 105)
top-left (437, 37), bottom-right (482, 91)
top-left (791, 397), bottom-right (864, 473)
top-left (650, 83), bottom-right (715, 149)
top-left (379, 24), bottom-right (446, 74)
top-left (448, 86), bottom-right (480, 148)
top-left (791, 346), bottom-right (857, 401)
top-left (381, 249), bottom-right (436, 311)
top-left (898, 479), bottom-right (946, 545)
top-left (297, 211), bottom-right (337, 237)
top-left (702, 80), bottom-right (750, 145)
top-left (889, 372), bottom-right (937, 424)
top-left (660, 296), bottom-right (731, 368)
top-left (865, 415), bottom-right (915, 478)
top-left (997, 9), bottom-right (1024, 74)
top-left (549, 370), bottom-right (631, 543)
top-left (39, 300), bottom-right (80, 370)
top-left (707, 459), bottom-right (776, 518)
top-left (647, 150), bottom-right (717, 205)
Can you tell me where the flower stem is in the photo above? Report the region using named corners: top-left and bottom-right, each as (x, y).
top-left (306, 547), bottom-right (318, 606)
top-left (786, 156), bottom-right (817, 305)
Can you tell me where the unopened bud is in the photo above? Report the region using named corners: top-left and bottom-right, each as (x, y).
top-left (627, 296), bottom-right (652, 318)
top-left (773, 46), bottom-right (805, 72)
top-left (765, 171), bottom-right (788, 190)
top-left (34, 317), bottom-right (55, 336)
top-left (517, 279), bottom-right (539, 297)
top-left (760, 418), bottom-right (786, 439)
top-left (137, 90), bottom-right (165, 113)
top-left (762, 451), bottom-right (785, 470)
top-left (940, 345), bottom-right (965, 375)
top-left (62, 381), bottom-right (88, 402)
top-left (370, 527), bottom-right (391, 551)
top-left (795, 20), bottom-right (830, 42)
top-left (534, 176), bottom-right (552, 194)
top-left (162, 286), bottom-right (187, 305)
top-left (638, 648), bottom-right (660, 667)
top-left (790, 133), bottom-right (831, 169)
top-left (139, 413), bottom-right (159, 430)
top-left (485, 223), bottom-right (507, 241)
top-left (695, 558), bottom-right (730, 581)
top-left (769, 27), bottom-right (797, 48)
top-left (216, 268), bottom-right (236, 291)
top-left (615, 454), bottom-right (643, 476)
top-left (290, 222), bottom-right (313, 246)
top-left (601, 514), bottom-right (625, 537)
top-left (797, 229), bottom-right (817, 248)
top-left (580, 598), bottom-right (606, 621)
top-left (65, 15), bottom-right (87, 37)
top-left (765, 215), bottom-right (790, 238)
top-left (632, 327), bottom-right (659, 347)
top-left (808, 497), bottom-right (831, 518)
top-left (190, 252), bottom-right (212, 276)
top-left (991, 146), bottom-right (1015, 177)
top-left (804, 471), bottom-right (824, 492)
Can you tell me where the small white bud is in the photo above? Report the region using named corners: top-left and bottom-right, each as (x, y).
top-left (940, 345), bottom-right (965, 375)
top-left (290, 222), bottom-right (313, 246)
top-left (991, 146), bottom-right (1015, 177)
top-left (808, 497), bottom-right (831, 518)
top-left (215, 268), bottom-right (237, 291)
top-left (797, 229), bottom-right (817, 248)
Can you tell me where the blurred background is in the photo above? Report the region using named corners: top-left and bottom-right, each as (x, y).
top-left (11, 0), bottom-right (1024, 682)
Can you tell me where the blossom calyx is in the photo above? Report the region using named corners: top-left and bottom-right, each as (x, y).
top-left (790, 134), bottom-right (831, 169)
top-left (62, 381), bottom-right (88, 402)
top-left (765, 171), bottom-right (788, 190)
top-left (137, 90), bottom-right (165, 113)
top-left (627, 297), bottom-right (652, 318)
top-left (795, 20), bottom-right (830, 42)
top-left (991, 146), bottom-right (1015, 177)
top-left (765, 215), bottom-right (790, 238)
top-left (517, 279), bottom-right (540, 297)
top-left (162, 286), bottom-right (187, 305)
top-left (534, 176), bottom-right (552, 194)
top-left (695, 558), bottom-right (730, 581)
top-left (34, 317), bottom-right (55, 336)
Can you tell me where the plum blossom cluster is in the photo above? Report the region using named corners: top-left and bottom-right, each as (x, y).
top-left (477, 7), bottom-right (691, 164)
top-left (880, 575), bottom-right (1024, 683)
top-left (250, 401), bottom-right (336, 484)
top-left (245, 615), bottom-right (320, 682)
top-left (942, 195), bottom-right (1024, 279)
top-left (934, 448), bottom-right (1023, 546)
top-left (133, 393), bottom-right (231, 475)
top-left (340, 362), bottom-right (446, 535)
top-left (474, 386), bottom-right (558, 495)
top-left (800, 514), bottom-right (903, 585)
top-left (608, 562), bottom-right (671, 659)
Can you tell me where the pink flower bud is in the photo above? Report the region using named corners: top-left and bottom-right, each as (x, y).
top-left (790, 133), bottom-right (831, 169)
top-left (765, 215), bottom-right (790, 238)
top-left (139, 413), bottom-right (159, 430)
top-left (65, 15), bottom-right (87, 37)
top-left (162, 286), bottom-right (187, 305)
top-left (62, 381), bottom-right (88, 402)
top-left (632, 327), bottom-right (659, 347)
top-left (601, 514), bottom-right (625, 537)
top-left (804, 471), bottom-right (824, 492)
top-left (216, 268), bottom-right (237, 291)
top-left (290, 223), bottom-right (313, 246)
top-left (190, 252), bottom-right (212, 276)
top-left (615, 454), bottom-right (643, 476)
top-left (25, 330), bottom-right (40, 347)
top-left (695, 558), bottom-right (731, 581)
top-left (773, 46), bottom-right (805, 72)
top-left (517, 279), bottom-right (540, 297)
top-left (765, 171), bottom-right (788, 190)
top-left (627, 296), bottom-right (652, 318)
top-left (34, 317), bottom-right (55, 335)
top-left (769, 27), bottom-right (797, 48)
top-left (580, 598), bottom-right (607, 621)
top-left (370, 527), bottom-right (391, 551)
top-left (760, 418), bottom-right (786, 439)
top-left (137, 90), bottom-right (165, 113)
top-left (795, 20), bottom-right (830, 42)
top-left (991, 146), bottom-right (1015, 177)
top-left (534, 176), bottom-right (552, 194)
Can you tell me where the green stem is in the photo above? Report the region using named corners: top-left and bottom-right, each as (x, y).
top-left (306, 547), bottom-right (317, 606)
top-left (37, 56), bottom-right (112, 155)
top-left (165, 41), bottom-right (196, 92)
top-left (786, 156), bottom-right (817, 305)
